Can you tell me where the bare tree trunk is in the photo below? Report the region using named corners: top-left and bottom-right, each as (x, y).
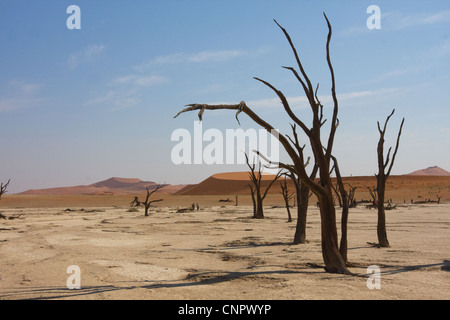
top-left (249, 185), bottom-right (256, 217)
top-left (293, 183), bottom-right (310, 244)
top-left (318, 191), bottom-right (348, 273)
top-left (280, 177), bottom-right (294, 222)
top-left (284, 197), bottom-right (292, 223)
top-left (375, 109), bottom-right (405, 247)
top-left (331, 155), bottom-right (349, 264)
top-left (376, 175), bottom-right (389, 247)
top-left (255, 189), bottom-right (264, 219)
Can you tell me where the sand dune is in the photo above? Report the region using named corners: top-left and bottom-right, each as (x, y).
top-left (19, 177), bottom-right (186, 196)
top-left (177, 172), bottom-right (450, 203)
top-left (407, 166), bottom-right (450, 176)
top-left (17, 166), bottom-right (450, 201)
top-left (176, 172), bottom-right (279, 196)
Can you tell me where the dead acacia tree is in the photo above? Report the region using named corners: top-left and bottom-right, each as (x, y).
top-left (280, 177), bottom-right (295, 222)
top-left (256, 145), bottom-right (317, 244)
top-left (331, 175), bottom-right (358, 210)
top-left (347, 185), bottom-right (358, 208)
top-left (245, 153), bottom-right (281, 219)
top-left (175, 15), bottom-right (351, 274)
top-left (143, 184), bottom-right (166, 217)
top-left (330, 155), bottom-right (351, 264)
top-left (366, 185), bottom-right (378, 207)
top-left (0, 179), bottom-right (10, 200)
top-left (1, 179), bottom-right (10, 199)
top-left (436, 194), bottom-right (442, 205)
top-left (375, 109), bottom-right (405, 247)
top-left (130, 196), bottom-right (142, 207)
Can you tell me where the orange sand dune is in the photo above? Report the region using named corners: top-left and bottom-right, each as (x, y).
top-left (177, 171), bottom-right (450, 203)
top-left (407, 166), bottom-right (450, 176)
top-left (176, 172), bottom-right (280, 196)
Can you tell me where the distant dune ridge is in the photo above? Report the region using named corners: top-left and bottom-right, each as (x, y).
top-left (18, 166), bottom-right (450, 196)
top-left (19, 177), bottom-right (186, 195)
top-left (176, 172), bottom-right (279, 196)
top-left (406, 166), bottom-right (450, 176)
top-left (176, 171), bottom-right (450, 197)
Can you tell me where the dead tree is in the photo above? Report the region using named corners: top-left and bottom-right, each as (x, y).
top-left (258, 145), bottom-right (317, 244)
top-left (130, 196), bottom-right (142, 207)
top-left (332, 181), bottom-right (358, 210)
top-left (175, 15), bottom-right (350, 274)
top-left (245, 153), bottom-right (281, 219)
top-left (143, 184), bottom-right (166, 217)
top-left (283, 127), bottom-right (318, 244)
top-left (436, 194), bottom-right (442, 205)
top-left (347, 185), bottom-right (358, 208)
top-left (330, 155), bottom-right (351, 264)
top-left (280, 177), bottom-right (295, 222)
top-left (0, 179), bottom-right (10, 200)
top-left (375, 109), bottom-right (405, 247)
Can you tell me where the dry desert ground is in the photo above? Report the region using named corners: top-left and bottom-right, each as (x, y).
top-left (0, 194), bottom-right (449, 300)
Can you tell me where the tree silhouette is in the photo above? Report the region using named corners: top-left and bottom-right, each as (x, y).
top-left (0, 179), bottom-right (10, 200)
top-left (245, 153), bottom-right (281, 219)
top-left (375, 109), bottom-right (405, 247)
top-left (175, 14), bottom-right (350, 273)
top-left (143, 184), bottom-right (166, 217)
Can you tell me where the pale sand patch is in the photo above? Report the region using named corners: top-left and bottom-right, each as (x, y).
top-left (92, 260), bottom-right (189, 281)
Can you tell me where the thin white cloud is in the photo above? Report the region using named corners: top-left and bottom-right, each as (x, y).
top-left (0, 80), bottom-right (45, 112)
top-left (67, 44), bottom-right (106, 69)
top-left (0, 97), bottom-right (45, 112)
top-left (188, 50), bottom-right (245, 63)
top-left (113, 74), bottom-right (168, 87)
top-left (134, 49), bottom-right (246, 71)
top-left (85, 88), bottom-right (141, 109)
top-left (245, 88), bottom-right (401, 110)
top-left (87, 70), bottom-right (168, 109)
top-left (341, 10), bottom-right (450, 37)
top-left (386, 10), bottom-right (450, 30)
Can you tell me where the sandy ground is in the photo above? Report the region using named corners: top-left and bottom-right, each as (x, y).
top-left (0, 198), bottom-right (449, 300)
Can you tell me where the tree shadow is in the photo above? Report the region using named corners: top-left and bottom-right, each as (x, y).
top-left (374, 260), bottom-right (450, 276)
top-left (204, 239), bottom-right (295, 251)
top-left (4, 259), bottom-right (447, 299)
top-left (0, 284), bottom-right (129, 300)
top-left (0, 267), bottom-right (320, 300)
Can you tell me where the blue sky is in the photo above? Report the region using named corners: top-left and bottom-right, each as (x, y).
top-left (1, 0), bottom-right (449, 193)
